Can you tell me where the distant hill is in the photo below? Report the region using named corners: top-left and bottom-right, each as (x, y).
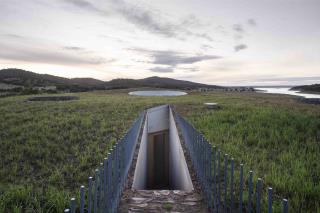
top-left (105, 76), bottom-right (221, 90)
top-left (0, 68), bottom-right (222, 92)
top-left (0, 68), bottom-right (106, 92)
top-left (291, 84), bottom-right (320, 93)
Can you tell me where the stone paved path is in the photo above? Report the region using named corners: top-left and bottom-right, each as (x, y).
top-left (118, 112), bottom-right (209, 213)
top-left (119, 189), bottom-right (207, 212)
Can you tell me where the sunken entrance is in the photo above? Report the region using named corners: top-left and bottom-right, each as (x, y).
top-left (132, 105), bottom-right (194, 191)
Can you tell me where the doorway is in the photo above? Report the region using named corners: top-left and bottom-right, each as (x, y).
top-left (147, 131), bottom-right (169, 189)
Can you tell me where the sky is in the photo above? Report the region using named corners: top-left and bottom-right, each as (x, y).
top-left (0, 0), bottom-right (319, 86)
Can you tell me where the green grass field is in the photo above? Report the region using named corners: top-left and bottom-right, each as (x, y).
top-left (0, 90), bottom-right (319, 212)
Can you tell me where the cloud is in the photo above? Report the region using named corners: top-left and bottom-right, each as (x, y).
top-left (179, 67), bottom-right (199, 72)
top-left (234, 44), bottom-right (248, 52)
top-left (130, 48), bottom-right (221, 66)
top-left (257, 76), bottom-right (320, 82)
top-left (232, 24), bottom-right (245, 41)
top-left (0, 42), bottom-right (112, 66)
top-left (201, 44), bottom-right (214, 50)
top-left (2, 34), bottom-right (25, 39)
top-left (233, 24), bottom-right (245, 33)
top-left (63, 0), bottom-right (213, 41)
top-left (62, 0), bottom-right (106, 15)
top-left (247, 19), bottom-right (257, 26)
top-left (63, 46), bottom-right (85, 51)
top-left (113, 2), bottom-right (177, 38)
top-left (150, 66), bottom-right (174, 73)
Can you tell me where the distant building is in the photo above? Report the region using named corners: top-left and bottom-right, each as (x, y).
top-left (33, 86), bottom-right (57, 91)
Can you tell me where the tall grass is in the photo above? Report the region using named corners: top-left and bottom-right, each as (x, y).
top-left (178, 94), bottom-right (320, 212)
top-left (0, 90), bottom-right (319, 212)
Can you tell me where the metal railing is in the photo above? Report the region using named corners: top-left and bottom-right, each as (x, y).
top-left (64, 112), bottom-right (145, 213)
top-left (175, 112), bottom-right (289, 213)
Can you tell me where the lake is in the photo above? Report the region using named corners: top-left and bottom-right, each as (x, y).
top-left (255, 87), bottom-right (320, 99)
top-left (129, 90), bottom-right (187, 97)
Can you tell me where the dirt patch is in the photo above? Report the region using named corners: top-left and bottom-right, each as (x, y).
top-left (298, 98), bottom-right (320, 105)
top-left (27, 96), bottom-right (79, 101)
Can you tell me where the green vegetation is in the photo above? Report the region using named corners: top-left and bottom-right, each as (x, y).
top-left (162, 202), bottom-right (173, 211)
top-left (291, 84), bottom-right (320, 93)
top-left (0, 90), bottom-right (319, 212)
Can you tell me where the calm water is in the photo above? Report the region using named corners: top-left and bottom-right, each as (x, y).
top-left (129, 90), bottom-right (187, 97)
top-left (256, 87), bottom-right (320, 99)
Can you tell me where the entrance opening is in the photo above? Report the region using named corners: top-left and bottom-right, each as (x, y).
top-left (132, 105), bottom-right (194, 191)
top-left (147, 131), bottom-right (169, 189)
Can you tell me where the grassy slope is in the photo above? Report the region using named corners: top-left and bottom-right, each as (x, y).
top-left (0, 91), bottom-right (319, 212)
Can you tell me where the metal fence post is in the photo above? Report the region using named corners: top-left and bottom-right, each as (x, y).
top-left (70, 197), bottom-right (76, 213)
top-left (224, 154), bottom-right (228, 212)
top-left (256, 178), bottom-right (262, 213)
top-left (248, 170), bottom-right (253, 213)
top-left (268, 187), bottom-right (273, 213)
top-left (282, 199), bottom-right (288, 213)
top-left (230, 158), bottom-right (234, 212)
top-left (103, 157), bottom-right (108, 210)
top-left (217, 149), bottom-right (221, 212)
top-left (107, 152), bottom-right (112, 211)
top-left (239, 164), bottom-right (244, 213)
top-left (94, 169), bottom-right (99, 213)
top-left (100, 162), bottom-right (104, 210)
top-left (88, 177), bottom-right (93, 213)
top-left (213, 146), bottom-right (217, 212)
top-left (80, 185), bottom-right (85, 213)
top-left (208, 142), bottom-right (213, 210)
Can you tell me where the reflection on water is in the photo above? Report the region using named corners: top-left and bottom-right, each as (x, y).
top-left (129, 90), bottom-right (187, 97)
top-left (256, 87), bottom-right (320, 99)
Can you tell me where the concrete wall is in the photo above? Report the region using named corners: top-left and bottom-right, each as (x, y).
top-left (132, 105), bottom-right (193, 191)
top-left (168, 108), bottom-right (194, 191)
top-left (132, 118), bottom-right (148, 189)
top-left (147, 105), bottom-right (169, 134)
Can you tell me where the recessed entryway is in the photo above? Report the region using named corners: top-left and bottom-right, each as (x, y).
top-left (132, 105), bottom-right (194, 191)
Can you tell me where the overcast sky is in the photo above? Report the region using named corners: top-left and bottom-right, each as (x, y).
top-left (0, 0), bottom-right (319, 86)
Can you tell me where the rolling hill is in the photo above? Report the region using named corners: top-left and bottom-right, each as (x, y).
top-left (0, 68), bottom-right (222, 92)
top-left (291, 84), bottom-right (320, 93)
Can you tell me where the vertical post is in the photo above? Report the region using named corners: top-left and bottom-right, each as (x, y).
top-left (248, 171), bottom-right (253, 213)
top-left (230, 158), bottom-right (234, 212)
top-left (107, 152), bottom-right (112, 210)
top-left (117, 144), bottom-right (121, 207)
top-left (224, 154), bottom-right (228, 212)
top-left (208, 143), bottom-right (213, 210)
top-left (239, 164), bottom-right (244, 213)
top-left (217, 149), bottom-right (221, 212)
top-left (80, 185), bottom-right (85, 213)
top-left (282, 199), bottom-right (288, 213)
top-left (213, 146), bottom-right (217, 212)
top-left (70, 197), bottom-right (76, 213)
top-left (256, 178), bottom-right (262, 213)
top-left (103, 157), bottom-right (108, 210)
top-left (94, 169), bottom-right (99, 213)
top-left (88, 177), bottom-right (93, 213)
top-left (268, 187), bottom-right (273, 213)
top-left (100, 162), bottom-right (104, 209)
top-left (110, 149), bottom-right (114, 211)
